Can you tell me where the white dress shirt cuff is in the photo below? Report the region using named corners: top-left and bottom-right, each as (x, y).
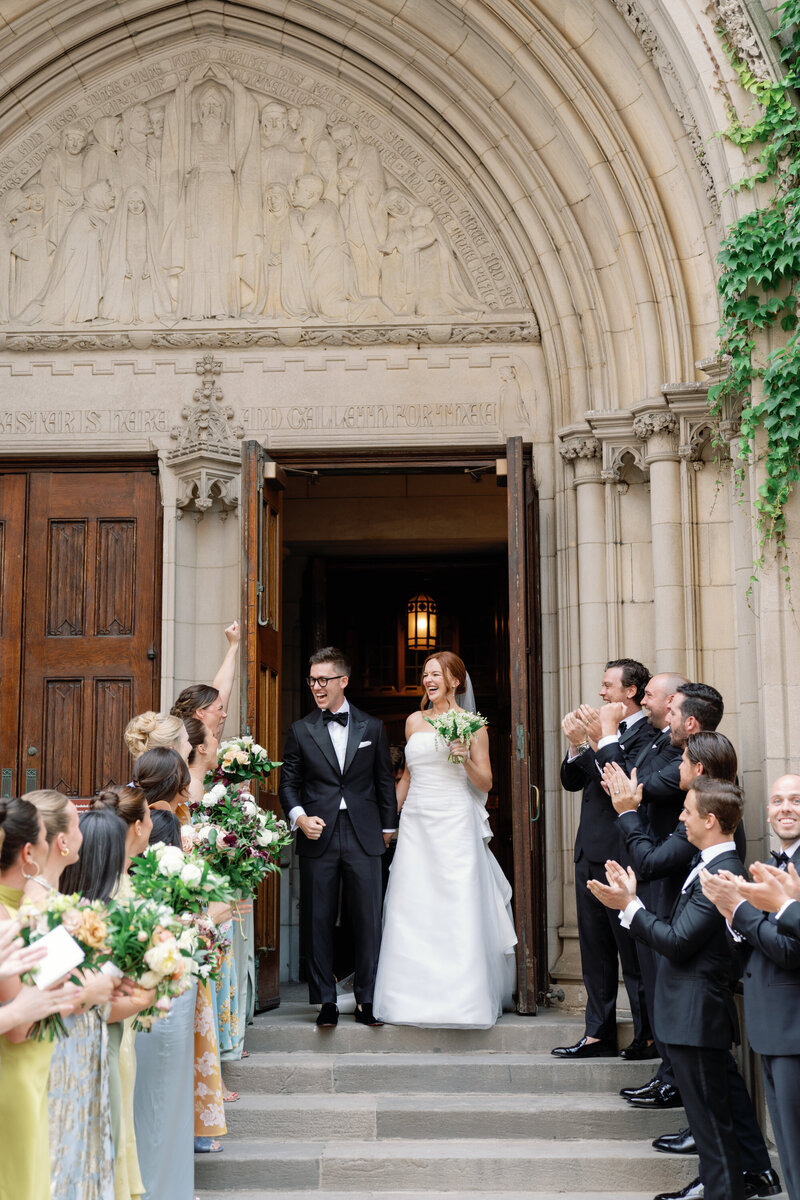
top-left (288, 806), bottom-right (305, 830)
top-left (598, 734), bottom-right (620, 749)
top-left (726, 901), bottom-right (745, 941)
top-left (777, 898), bottom-right (799, 919)
top-left (618, 897), bottom-right (645, 929)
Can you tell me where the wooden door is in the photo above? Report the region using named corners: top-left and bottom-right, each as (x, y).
top-left (241, 441), bottom-right (284, 1010)
top-left (15, 469), bottom-right (161, 797)
top-left (0, 476), bottom-right (26, 797)
top-left (507, 436), bottom-right (547, 1012)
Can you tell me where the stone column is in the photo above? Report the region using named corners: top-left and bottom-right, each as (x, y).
top-left (551, 431), bottom-right (604, 1007)
top-left (633, 410), bottom-right (686, 672)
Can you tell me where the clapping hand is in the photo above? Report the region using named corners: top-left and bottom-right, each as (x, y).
top-left (734, 861), bottom-right (800, 912)
top-left (699, 868), bottom-right (743, 920)
top-left (587, 860), bottom-right (638, 910)
top-left (601, 763), bottom-right (641, 812)
top-left (599, 702), bottom-right (626, 738)
top-left (577, 704), bottom-right (602, 746)
top-left (562, 710), bottom-right (587, 750)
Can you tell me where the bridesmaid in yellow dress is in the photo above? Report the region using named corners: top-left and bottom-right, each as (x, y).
top-left (0, 796), bottom-right (77, 1200)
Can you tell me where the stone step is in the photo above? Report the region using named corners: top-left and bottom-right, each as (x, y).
top-left (194, 1137), bottom-right (698, 1193)
top-left (244, 1005), bottom-right (636, 1055)
top-left (198, 1193), bottom-right (668, 1200)
top-left (221, 1051), bottom-right (656, 1095)
top-left (221, 1091), bottom-right (678, 1141)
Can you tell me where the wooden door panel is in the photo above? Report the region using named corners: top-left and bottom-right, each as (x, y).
top-left (507, 436), bottom-right (547, 1012)
top-left (0, 475), bottom-right (26, 797)
top-left (20, 469), bottom-right (160, 797)
top-left (242, 442), bottom-right (284, 1011)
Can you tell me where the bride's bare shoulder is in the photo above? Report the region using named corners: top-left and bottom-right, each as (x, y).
top-left (405, 711), bottom-right (429, 733)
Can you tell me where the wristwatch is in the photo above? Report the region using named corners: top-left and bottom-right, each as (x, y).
top-left (575, 740), bottom-right (590, 753)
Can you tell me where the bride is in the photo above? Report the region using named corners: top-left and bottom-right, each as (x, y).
top-left (373, 651), bottom-right (517, 1028)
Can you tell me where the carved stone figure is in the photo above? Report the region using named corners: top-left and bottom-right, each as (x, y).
top-left (11, 180), bottom-right (50, 315)
top-left (0, 188), bottom-right (25, 322)
top-left (297, 106), bottom-right (338, 203)
top-left (253, 182), bottom-right (309, 319)
top-left (102, 185), bottom-right (172, 323)
top-left (160, 65), bottom-right (261, 318)
top-left (25, 179), bottom-right (115, 324)
top-left (378, 188), bottom-right (415, 313)
top-left (330, 123), bottom-right (387, 297)
top-left (147, 106), bottom-right (165, 185)
top-left (290, 173), bottom-right (360, 320)
top-left (260, 102), bottom-right (312, 188)
top-left (118, 104), bottom-right (158, 199)
top-left (379, 190), bottom-right (479, 317)
top-left (41, 127), bottom-right (87, 250)
top-left (81, 116), bottom-right (123, 194)
top-left (499, 365), bottom-right (530, 424)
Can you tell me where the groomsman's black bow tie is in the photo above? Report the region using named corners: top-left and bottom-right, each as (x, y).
top-left (689, 852), bottom-right (703, 869)
top-left (323, 710), bottom-right (348, 727)
top-left (771, 849), bottom-right (790, 869)
top-left (618, 721), bottom-right (627, 734)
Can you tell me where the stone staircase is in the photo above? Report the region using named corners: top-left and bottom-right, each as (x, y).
top-left (196, 1001), bottom-right (701, 1199)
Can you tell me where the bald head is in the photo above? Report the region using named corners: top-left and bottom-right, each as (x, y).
top-left (641, 672), bottom-right (690, 730)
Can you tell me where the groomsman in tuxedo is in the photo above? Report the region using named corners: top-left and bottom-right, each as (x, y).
top-left (702, 773), bottom-right (800, 1200)
top-left (609, 735), bottom-right (777, 1192)
top-left (588, 778), bottom-right (777, 1200)
top-left (279, 647), bottom-right (398, 1028)
top-left (552, 659), bottom-right (655, 1059)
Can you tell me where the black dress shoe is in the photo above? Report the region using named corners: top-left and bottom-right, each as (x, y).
top-left (654, 1179), bottom-right (703, 1200)
top-left (628, 1081), bottom-right (682, 1108)
top-left (316, 1002), bottom-right (339, 1027)
top-left (620, 1036), bottom-right (660, 1060)
top-left (354, 1003), bottom-right (383, 1027)
top-left (743, 1168), bottom-right (781, 1197)
top-left (652, 1127), bottom-right (696, 1154)
top-left (620, 1074), bottom-right (659, 1099)
top-left (551, 1036), bottom-right (618, 1058)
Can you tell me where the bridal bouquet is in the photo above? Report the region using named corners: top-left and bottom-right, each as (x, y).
top-left (189, 784), bottom-right (293, 895)
top-left (205, 735), bottom-right (282, 788)
top-left (130, 842), bottom-right (236, 915)
top-left (17, 892), bottom-right (112, 1039)
top-left (426, 710), bottom-right (488, 764)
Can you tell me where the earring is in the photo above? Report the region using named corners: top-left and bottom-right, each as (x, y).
top-left (21, 864), bottom-right (38, 880)
top-left (60, 847), bottom-right (70, 857)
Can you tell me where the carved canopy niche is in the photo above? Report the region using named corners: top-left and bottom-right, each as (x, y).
top-left (0, 39), bottom-right (536, 348)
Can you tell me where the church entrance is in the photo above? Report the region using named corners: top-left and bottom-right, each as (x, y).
top-left (241, 439), bottom-right (547, 1015)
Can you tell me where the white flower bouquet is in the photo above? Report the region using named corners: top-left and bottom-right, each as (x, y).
top-left (205, 735), bottom-right (281, 788)
top-left (426, 709), bottom-right (488, 763)
top-left (130, 841), bottom-right (236, 915)
top-left (189, 783), bottom-right (293, 895)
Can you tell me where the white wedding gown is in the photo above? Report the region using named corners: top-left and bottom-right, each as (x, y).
top-left (373, 730), bottom-right (518, 1028)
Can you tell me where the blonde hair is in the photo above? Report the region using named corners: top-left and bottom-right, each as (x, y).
top-left (125, 711), bottom-right (185, 759)
top-left (24, 789), bottom-right (71, 845)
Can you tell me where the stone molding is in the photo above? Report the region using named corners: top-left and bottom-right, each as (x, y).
top-left (585, 408), bottom-right (648, 491)
top-left (608, 0), bottom-right (719, 212)
top-left (0, 319), bottom-right (538, 352)
top-left (707, 0), bottom-right (775, 84)
top-left (558, 433), bottom-right (600, 462)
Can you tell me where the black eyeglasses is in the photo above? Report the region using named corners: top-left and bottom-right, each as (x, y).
top-left (306, 675), bottom-right (346, 688)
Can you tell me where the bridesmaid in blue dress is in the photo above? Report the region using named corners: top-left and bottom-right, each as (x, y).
top-left (133, 785), bottom-right (197, 1200)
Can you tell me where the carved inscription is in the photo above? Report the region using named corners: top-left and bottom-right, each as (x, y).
top-left (0, 46), bottom-right (530, 333)
top-left (242, 401), bottom-right (499, 432)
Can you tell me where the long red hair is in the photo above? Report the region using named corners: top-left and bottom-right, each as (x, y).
top-left (418, 651), bottom-right (467, 711)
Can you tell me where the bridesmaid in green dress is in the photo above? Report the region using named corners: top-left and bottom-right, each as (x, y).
top-left (0, 797), bottom-right (72, 1200)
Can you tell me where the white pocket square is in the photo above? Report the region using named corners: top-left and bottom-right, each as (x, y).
top-left (358, 740), bottom-right (372, 748)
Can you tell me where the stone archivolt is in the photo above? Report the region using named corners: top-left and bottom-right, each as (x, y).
top-left (0, 49), bottom-right (530, 335)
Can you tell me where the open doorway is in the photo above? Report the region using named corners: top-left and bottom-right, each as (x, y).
top-left (241, 442), bottom-right (546, 1013)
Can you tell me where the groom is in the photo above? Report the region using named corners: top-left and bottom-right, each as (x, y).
top-left (279, 646), bottom-right (398, 1027)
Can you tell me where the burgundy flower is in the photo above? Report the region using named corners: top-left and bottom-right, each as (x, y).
top-left (221, 832), bottom-right (239, 847)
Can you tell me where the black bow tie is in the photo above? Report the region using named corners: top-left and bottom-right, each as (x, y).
top-left (323, 709), bottom-right (348, 727)
top-left (771, 849), bottom-right (790, 869)
top-left (618, 721), bottom-right (627, 735)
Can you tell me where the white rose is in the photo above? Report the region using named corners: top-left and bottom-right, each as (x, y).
top-left (156, 846), bottom-right (185, 876)
top-left (240, 736), bottom-right (254, 746)
top-left (252, 743), bottom-right (266, 756)
top-left (180, 862), bottom-right (203, 887)
top-left (256, 829), bottom-right (276, 847)
top-left (139, 970), bottom-right (160, 989)
top-left (241, 799), bottom-right (258, 818)
top-left (144, 937), bottom-right (183, 977)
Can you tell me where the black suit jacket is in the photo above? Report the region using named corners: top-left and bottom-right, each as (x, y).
top-left (598, 726), bottom-right (682, 842)
top-left (629, 848), bottom-right (746, 1049)
top-left (777, 900), bottom-right (800, 942)
top-left (562, 715), bottom-right (655, 865)
top-left (278, 705), bottom-right (398, 858)
top-left (731, 846), bottom-right (800, 1056)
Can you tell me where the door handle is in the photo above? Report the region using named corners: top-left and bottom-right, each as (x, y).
top-left (27, 745), bottom-right (38, 756)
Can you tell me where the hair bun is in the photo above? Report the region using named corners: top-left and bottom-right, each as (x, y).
top-left (90, 789), bottom-right (120, 812)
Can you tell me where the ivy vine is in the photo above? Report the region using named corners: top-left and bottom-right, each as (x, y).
top-left (709, 0), bottom-right (800, 577)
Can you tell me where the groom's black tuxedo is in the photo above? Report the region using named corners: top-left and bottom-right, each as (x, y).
top-left (279, 703), bottom-right (398, 1006)
top-left (279, 705), bottom-right (398, 857)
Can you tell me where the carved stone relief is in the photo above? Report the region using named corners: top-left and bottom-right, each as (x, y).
top-left (0, 46), bottom-right (532, 338)
top-left (168, 353), bottom-right (244, 519)
top-left (706, 1), bottom-right (774, 84)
